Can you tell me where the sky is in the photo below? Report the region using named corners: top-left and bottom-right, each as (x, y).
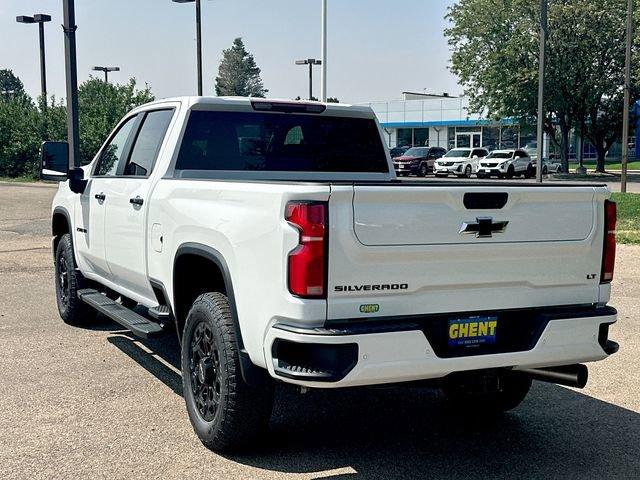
top-left (0, 0), bottom-right (460, 104)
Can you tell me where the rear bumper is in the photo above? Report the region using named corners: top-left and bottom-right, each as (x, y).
top-left (264, 306), bottom-right (618, 388)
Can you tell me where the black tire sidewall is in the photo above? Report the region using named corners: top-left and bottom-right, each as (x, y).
top-left (181, 300), bottom-right (228, 440)
top-left (54, 234), bottom-right (89, 324)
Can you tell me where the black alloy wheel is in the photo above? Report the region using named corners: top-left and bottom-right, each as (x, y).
top-left (189, 320), bottom-right (222, 422)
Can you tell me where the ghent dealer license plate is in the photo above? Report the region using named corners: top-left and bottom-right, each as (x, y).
top-left (448, 315), bottom-right (498, 348)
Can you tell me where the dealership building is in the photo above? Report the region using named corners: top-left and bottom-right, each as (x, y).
top-left (361, 92), bottom-right (538, 152)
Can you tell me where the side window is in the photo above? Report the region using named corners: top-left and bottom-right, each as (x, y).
top-left (124, 110), bottom-right (174, 177)
top-left (94, 116), bottom-right (137, 177)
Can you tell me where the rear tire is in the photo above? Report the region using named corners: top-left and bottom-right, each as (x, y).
top-left (181, 292), bottom-right (274, 452)
top-left (442, 371), bottom-right (532, 414)
top-left (54, 234), bottom-right (94, 325)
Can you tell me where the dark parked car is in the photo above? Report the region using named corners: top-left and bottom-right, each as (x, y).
top-left (389, 146), bottom-right (411, 159)
top-left (393, 146), bottom-right (447, 176)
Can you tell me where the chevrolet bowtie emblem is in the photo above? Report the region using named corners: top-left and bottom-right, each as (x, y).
top-left (459, 217), bottom-right (509, 238)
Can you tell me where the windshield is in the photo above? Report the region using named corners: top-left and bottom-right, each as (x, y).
top-left (443, 149), bottom-right (471, 158)
top-left (403, 147), bottom-right (428, 157)
top-left (175, 111), bottom-right (389, 173)
top-left (486, 151), bottom-right (513, 159)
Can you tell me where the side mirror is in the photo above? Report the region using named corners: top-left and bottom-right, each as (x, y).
top-left (40, 141), bottom-right (69, 182)
top-left (472, 155), bottom-right (479, 159)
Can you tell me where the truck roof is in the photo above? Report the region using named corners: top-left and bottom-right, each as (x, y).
top-left (134, 96), bottom-right (375, 116)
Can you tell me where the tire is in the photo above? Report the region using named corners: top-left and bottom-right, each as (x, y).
top-left (181, 292), bottom-right (274, 452)
top-left (54, 234), bottom-right (94, 325)
top-left (464, 165), bottom-right (472, 178)
top-left (442, 371), bottom-right (532, 414)
top-left (556, 166), bottom-right (563, 174)
top-left (506, 165), bottom-right (515, 179)
top-left (542, 166), bottom-right (548, 175)
top-left (418, 163), bottom-right (429, 177)
top-left (524, 164), bottom-right (534, 179)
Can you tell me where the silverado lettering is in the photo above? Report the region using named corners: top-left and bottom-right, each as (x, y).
top-left (335, 284), bottom-right (409, 292)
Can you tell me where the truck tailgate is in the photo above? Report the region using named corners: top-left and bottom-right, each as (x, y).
top-left (327, 184), bottom-right (609, 320)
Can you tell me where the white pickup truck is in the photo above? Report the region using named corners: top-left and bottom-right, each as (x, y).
top-left (42, 97), bottom-right (619, 452)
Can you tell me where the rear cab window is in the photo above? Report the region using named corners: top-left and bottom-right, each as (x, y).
top-left (174, 110), bottom-right (389, 177)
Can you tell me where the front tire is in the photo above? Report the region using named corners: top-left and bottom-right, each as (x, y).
top-left (54, 234), bottom-right (93, 325)
top-left (464, 165), bottom-right (472, 178)
top-left (181, 292), bottom-right (274, 452)
top-left (442, 371), bottom-right (532, 414)
top-left (418, 163), bottom-right (429, 177)
top-left (506, 165), bottom-right (515, 179)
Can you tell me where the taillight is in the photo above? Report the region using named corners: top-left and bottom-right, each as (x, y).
top-left (601, 200), bottom-right (617, 283)
top-left (286, 201), bottom-right (327, 298)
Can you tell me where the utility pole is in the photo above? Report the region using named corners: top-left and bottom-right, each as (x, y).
top-left (621, 0), bottom-right (633, 194)
top-left (320, 0), bottom-right (327, 102)
top-left (62, 0), bottom-right (80, 171)
top-left (173, 0), bottom-right (203, 96)
top-left (16, 14), bottom-right (51, 109)
top-left (295, 59), bottom-right (322, 100)
top-left (535, 0), bottom-right (548, 183)
top-left (92, 66), bottom-right (120, 83)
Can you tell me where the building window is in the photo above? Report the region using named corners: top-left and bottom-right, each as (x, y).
top-left (414, 128), bottom-right (429, 147)
top-left (482, 126), bottom-right (500, 151)
top-left (397, 128), bottom-right (413, 147)
top-left (501, 126), bottom-right (520, 149)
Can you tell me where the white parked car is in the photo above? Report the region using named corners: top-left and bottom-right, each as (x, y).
top-left (477, 149), bottom-right (534, 179)
top-left (434, 148), bottom-right (489, 178)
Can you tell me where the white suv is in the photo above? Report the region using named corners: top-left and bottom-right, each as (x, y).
top-left (477, 149), bottom-right (534, 179)
top-left (434, 148), bottom-right (489, 178)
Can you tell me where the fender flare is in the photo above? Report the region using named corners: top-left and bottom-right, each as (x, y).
top-left (173, 242), bottom-right (269, 386)
top-left (52, 206), bottom-right (73, 261)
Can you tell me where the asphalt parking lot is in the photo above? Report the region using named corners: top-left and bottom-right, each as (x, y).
top-left (1, 181), bottom-right (639, 480)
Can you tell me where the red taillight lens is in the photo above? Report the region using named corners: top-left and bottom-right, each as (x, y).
top-left (286, 202), bottom-right (327, 298)
top-left (601, 200), bottom-right (617, 283)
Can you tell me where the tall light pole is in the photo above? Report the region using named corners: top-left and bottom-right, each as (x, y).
top-left (535, 0), bottom-right (548, 183)
top-left (62, 0), bottom-right (80, 173)
top-left (295, 59), bottom-right (322, 100)
top-left (173, 0), bottom-right (203, 96)
top-left (320, 0), bottom-right (327, 102)
top-left (16, 14), bottom-right (51, 109)
top-left (92, 66), bottom-right (120, 83)
top-left (621, 0), bottom-right (633, 194)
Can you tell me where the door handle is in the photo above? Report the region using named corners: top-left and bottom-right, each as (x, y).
top-left (95, 193), bottom-right (106, 201)
top-left (129, 196), bottom-right (144, 206)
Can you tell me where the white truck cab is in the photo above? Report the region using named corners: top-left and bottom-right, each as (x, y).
top-left (42, 97), bottom-right (619, 452)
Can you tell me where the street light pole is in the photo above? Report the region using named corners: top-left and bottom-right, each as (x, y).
top-left (295, 59), bottom-right (322, 100)
top-left (92, 66), bottom-right (120, 83)
top-left (621, 0), bottom-right (634, 194)
top-left (535, 0), bottom-right (548, 183)
top-left (16, 14), bottom-right (51, 109)
top-left (62, 0), bottom-right (80, 171)
top-left (173, 0), bottom-right (203, 96)
top-left (320, 0), bottom-right (327, 102)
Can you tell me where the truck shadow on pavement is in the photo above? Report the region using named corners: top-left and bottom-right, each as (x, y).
top-left (103, 324), bottom-right (640, 480)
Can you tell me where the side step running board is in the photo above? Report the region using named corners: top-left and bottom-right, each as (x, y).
top-left (78, 289), bottom-right (164, 339)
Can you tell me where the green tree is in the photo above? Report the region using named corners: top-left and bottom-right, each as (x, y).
top-left (78, 77), bottom-right (154, 165)
top-left (0, 95), bottom-right (40, 177)
top-left (0, 69), bottom-right (25, 99)
top-left (215, 38), bottom-right (268, 97)
top-left (446, 0), bottom-right (638, 172)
